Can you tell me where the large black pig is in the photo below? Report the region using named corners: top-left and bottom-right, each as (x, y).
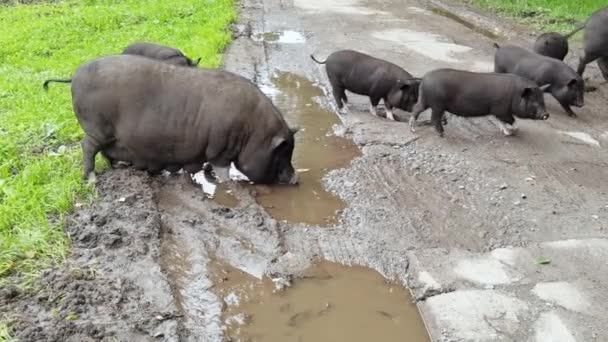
top-left (43, 55), bottom-right (299, 185)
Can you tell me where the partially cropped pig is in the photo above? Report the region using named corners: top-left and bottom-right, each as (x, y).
top-left (122, 42), bottom-right (201, 67)
top-left (576, 7), bottom-right (608, 80)
top-left (43, 55), bottom-right (299, 185)
top-left (311, 50), bottom-right (420, 121)
top-left (494, 43), bottom-right (585, 117)
top-left (409, 69), bottom-right (550, 137)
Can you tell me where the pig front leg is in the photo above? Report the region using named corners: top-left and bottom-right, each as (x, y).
top-left (495, 114), bottom-right (517, 136)
top-left (369, 97), bottom-right (380, 116)
top-left (557, 99), bottom-right (577, 117)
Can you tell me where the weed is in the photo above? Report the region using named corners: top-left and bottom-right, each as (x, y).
top-left (465, 0), bottom-right (604, 35)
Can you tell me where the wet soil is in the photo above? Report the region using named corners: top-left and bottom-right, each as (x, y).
top-left (210, 260), bottom-right (429, 342)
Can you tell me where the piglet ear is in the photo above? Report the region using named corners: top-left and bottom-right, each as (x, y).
top-left (539, 83), bottom-right (551, 92)
top-left (289, 126), bottom-right (300, 135)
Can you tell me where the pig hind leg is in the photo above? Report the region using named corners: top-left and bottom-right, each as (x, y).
top-left (597, 56), bottom-right (608, 81)
top-left (577, 51), bottom-right (600, 77)
top-left (409, 89), bottom-right (428, 132)
top-left (329, 76), bottom-right (348, 113)
top-left (81, 135), bottom-right (104, 182)
top-left (430, 108), bottom-right (446, 137)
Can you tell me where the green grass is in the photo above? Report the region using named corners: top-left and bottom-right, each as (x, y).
top-left (0, 0), bottom-right (236, 283)
top-left (0, 322), bottom-right (16, 342)
top-left (464, 0), bottom-right (604, 35)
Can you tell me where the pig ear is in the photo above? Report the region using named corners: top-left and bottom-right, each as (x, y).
top-left (271, 136), bottom-right (287, 150)
top-left (539, 83), bottom-right (551, 92)
top-left (289, 126), bottom-right (300, 135)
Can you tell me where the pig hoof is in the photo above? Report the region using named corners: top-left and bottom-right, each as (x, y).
top-left (567, 112), bottom-right (578, 118)
top-left (386, 110), bottom-right (395, 121)
top-left (369, 105), bottom-right (378, 116)
top-left (86, 172), bottom-right (96, 184)
top-left (502, 127), bottom-right (516, 136)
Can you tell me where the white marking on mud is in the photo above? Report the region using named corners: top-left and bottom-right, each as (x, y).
top-left (532, 282), bottom-right (590, 313)
top-left (454, 257), bottom-right (513, 285)
top-left (424, 290), bottom-right (528, 341)
top-left (277, 30), bottom-right (305, 43)
top-left (534, 311), bottom-right (576, 342)
top-left (294, 0), bottom-right (386, 15)
top-left (407, 6), bottom-right (431, 15)
top-left (371, 29), bottom-right (472, 63)
top-left (418, 271), bottom-right (441, 290)
top-left (560, 131), bottom-right (601, 147)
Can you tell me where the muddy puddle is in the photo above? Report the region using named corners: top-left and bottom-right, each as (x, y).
top-left (430, 6), bottom-right (500, 40)
top-left (209, 260), bottom-right (430, 342)
top-left (251, 72), bottom-right (360, 226)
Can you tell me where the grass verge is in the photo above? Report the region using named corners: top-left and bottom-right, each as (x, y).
top-left (0, 0), bottom-right (236, 284)
top-left (464, 0), bottom-right (604, 35)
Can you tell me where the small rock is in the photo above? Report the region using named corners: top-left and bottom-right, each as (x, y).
top-left (478, 231), bottom-right (488, 238)
top-left (592, 215), bottom-right (599, 219)
top-left (514, 201), bottom-right (521, 206)
top-left (499, 183), bottom-right (508, 190)
top-left (521, 194), bottom-right (527, 199)
top-left (458, 185), bottom-right (465, 190)
top-left (118, 197), bottom-right (126, 202)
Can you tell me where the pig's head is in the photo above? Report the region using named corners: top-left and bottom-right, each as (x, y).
top-left (553, 77), bottom-right (585, 107)
top-left (387, 78), bottom-right (421, 112)
top-left (512, 85), bottom-right (550, 120)
top-left (237, 126), bottom-right (299, 185)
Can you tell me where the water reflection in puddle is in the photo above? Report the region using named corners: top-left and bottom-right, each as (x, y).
top-left (251, 72), bottom-right (360, 226)
top-left (209, 260), bottom-right (430, 342)
top-left (256, 30), bottom-right (306, 44)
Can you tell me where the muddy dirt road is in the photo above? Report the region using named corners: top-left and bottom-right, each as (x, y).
top-left (3, 0), bottom-right (608, 341)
